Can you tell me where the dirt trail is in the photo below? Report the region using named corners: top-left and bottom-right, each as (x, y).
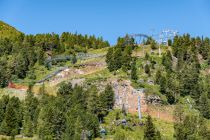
top-left (47, 61), bottom-right (106, 86)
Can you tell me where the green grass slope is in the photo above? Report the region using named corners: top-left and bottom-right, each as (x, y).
top-left (0, 20), bottom-right (22, 38)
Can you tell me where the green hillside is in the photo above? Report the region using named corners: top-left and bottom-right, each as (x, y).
top-left (0, 21), bottom-right (210, 140)
top-left (0, 20), bottom-right (22, 38)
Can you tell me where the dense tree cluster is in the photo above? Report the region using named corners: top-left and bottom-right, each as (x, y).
top-left (155, 34), bottom-right (210, 118)
top-left (106, 35), bottom-right (135, 72)
top-left (0, 83), bottom-right (114, 139)
top-left (174, 104), bottom-right (210, 139)
top-left (60, 32), bottom-right (110, 53)
top-left (0, 32), bottom-right (109, 87)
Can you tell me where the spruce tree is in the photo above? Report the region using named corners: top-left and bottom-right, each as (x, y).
top-left (159, 75), bottom-right (167, 96)
top-left (57, 81), bottom-right (73, 96)
top-left (145, 64), bottom-right (151, 76)
top-left (87, 86), bottom-right (100, 115)
top-left (173, 104), bottom-right (184, 123)
top-left (0, 97), bottom-right (22, 136)
top-left (37, 96), bottom-right (66, 140)
top-left (131, 59), bottom-right (138, 81)
top-left (112, 47), bottom-right (122, 71)
top-left (155, 70), bottom-right (161, 85)
top-left (73, 117), bottom-right (83, 140)
top-left (145, 52), bottom-right (150, 60)
top-left (144, 115), bottom-right (161, 140)
top-left (0, 95), bottom-right (9, 126)
top-left (22, 86), bottom-right (39, 137)
top-left (150, 40), bottom-right (157, 49)
top-left (106, 47), bottom-right (114, 71)
top-left (0, 57), bottom-right (10, 88)
top-left (71, 53), bottom-right (77, 64)
top-left (198, 92), bottom-right (210, 119)
top-left (121, 46), bottom-right (132, 72)
top-left (162, 50), bottom-right (172, 71)
top-left (103, 84), bottom-right (115, 110)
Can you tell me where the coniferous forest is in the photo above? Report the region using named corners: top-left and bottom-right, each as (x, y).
top-left (0, 17), bottom-right (210, 140)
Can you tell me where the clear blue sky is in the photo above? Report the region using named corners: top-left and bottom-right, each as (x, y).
top-left (0, 0), bottom-right (210, 44)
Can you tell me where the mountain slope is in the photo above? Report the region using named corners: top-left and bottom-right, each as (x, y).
top-left (0, 20), bottom-right (22, 38)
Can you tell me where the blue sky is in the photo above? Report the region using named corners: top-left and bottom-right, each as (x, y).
top-left (0, 0), bottom-right (210, 44)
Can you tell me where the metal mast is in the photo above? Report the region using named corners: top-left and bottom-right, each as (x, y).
top-left (138, 95), bottom-right (142, 120)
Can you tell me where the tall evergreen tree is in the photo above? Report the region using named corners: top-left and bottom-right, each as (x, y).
top-left (0, 97), bottom-right (22, 137)
top-left (106, 47), bottom-right (114, 71)
top-left (0, 95), bottom-right (9, 126)
top-left (103, 84), bottom-right (115, 110)
top-left (37, 96), bottom-right (66, 140)
top-left (112, 47), bottom-right (122, 71)
top-left (121, 46), bottom-right (132, 72)
top-left (174, 114), bottom-right (210, 140)
top-left (73, 117), bottom-right (83, 140)
top-left (198, 92), bottom-right (210, 119)
top-left (22, 86), bottom-right (39, 137)
top-left (155, 70), bottom-right (161, 85)
top-left (145, 64), bottom-right (151, 76)
top-left (144, 115), bottom-right (161, 140)
top-left (131, 59), bottom-right (138, 81)
top-left (162, 50), bottom-right (172, 71)
top-left (87, 86), bottom-right (100, 115)
top-left (71, 53), bottom-right (77, 64)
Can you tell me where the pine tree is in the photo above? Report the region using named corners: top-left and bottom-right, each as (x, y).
top-left (150, 40), bottom-right (157, 49)
top-left (174, 114), bottom-right (210, 140)
top-left (87, 86), bottom-right (100, 115)
top-left (73, 117), bottom-right (83, 140)
top-left (71, 53), bottom-right (77, 64)
top-left (144, 115), bottom-right (161, 140)
top-left (145, 64), bottom-right (151, 76)
top-left (57, 81), bottom-right (73, 96)
top-left (155, 70), bottom-right (161, 85)
top-left (37, 96), bottom-right (66, 140)
top-left (121, 46), bottom-right (132, 72)
top-left (97, 84), bottom-right (114, 121)
top-left (39, 83), bottom-right (46, 95)
top-left (22, 86), bottom-right (39, 137)
top-left (131, 59), bottom-right (138, 81)
top-left (0, 57), bottom-right (10, 88)
top-left (168, 39), bottom-right (172, 46)
top-left (165, 73), bottom-right (179, 104)
top-left (173, 104), bottom-right (184, 123)
top-left (145, 52), bottom-right (150, 60)
top-left (162, 50), bottom-right (172, 71)
top-left (179, 63), bottom-right (200, 97)
top-left (198, 92), bottom-right (210, 119)
top-left (0, 95), bottom-right (9, 126)
top-left (112, 47), bottom-right (122, 71)
top-left (197, 117), bottom-right (210, 139)
top-left (0, 97), bottom-right (22, 136)
top-left (159, 73), bottom-right (167, 95)
top-left (106, 47), bottom-right (114, 71)
top-left (103, 84), bottom-right (115, 110)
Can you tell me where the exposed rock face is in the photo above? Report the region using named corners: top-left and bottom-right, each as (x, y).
top-left (111, 79), bottom-right (147, 114)
top-left (111, 79), bottom-right (173, 122)
top-left (146, 95), bottom-right (162, 104)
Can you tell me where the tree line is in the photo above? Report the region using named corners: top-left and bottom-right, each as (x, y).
top-left (106, 34), bottom-right (210, 120)
top-left (155, 34), bottom-right (210, 119)
top-left (106, 35), bottom-right (138, 81)
top-left (0, 82), bottom-right (114, 139)
top-left (0, 32), bottom-right (110, 88)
